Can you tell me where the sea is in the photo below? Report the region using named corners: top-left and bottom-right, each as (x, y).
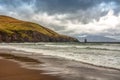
top-left (0, 42), bottom-right (120, 80)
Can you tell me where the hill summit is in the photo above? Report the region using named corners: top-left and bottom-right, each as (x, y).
top-left (0, 15), bottom-right (78, 42)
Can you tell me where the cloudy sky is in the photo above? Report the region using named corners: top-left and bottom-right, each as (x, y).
top-left (0, 0), bottom-right (120, 39)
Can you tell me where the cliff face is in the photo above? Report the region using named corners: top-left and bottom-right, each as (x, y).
top-left (0, 15), bottom-right (78, 42)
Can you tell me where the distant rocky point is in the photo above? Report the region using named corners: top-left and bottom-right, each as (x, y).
top-left (77, 35), bottom-right (119, 42)
top-left (0, 15), bottom-right (78, 42)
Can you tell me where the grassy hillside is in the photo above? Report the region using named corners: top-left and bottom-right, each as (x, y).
top-left (0, 15), bottom-right (78, 42)
top-left (0, 15), bottom-right (59, 36)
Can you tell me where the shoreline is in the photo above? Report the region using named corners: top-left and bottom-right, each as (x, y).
top-left (0, 43), bottom-right (120, 71)
top-left (0, 53), bottom-right (61, 80)
top-left (0, 45), bottom-right (120, 71)
top-left (0, 50), bottom-right (120, 72)
top-left (1, 51), bottom-right (120, 80)
top-left (74, 59), bottom-right (120, 71)
top-left (0, 49), bottom-right (120, 71)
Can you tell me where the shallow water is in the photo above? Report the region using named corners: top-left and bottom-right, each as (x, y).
top-left (1, 42), bottom-right (120, 80)
top-left (0, 42), bottom-right (120, 69)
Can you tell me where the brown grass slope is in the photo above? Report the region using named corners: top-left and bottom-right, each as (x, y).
top-left (0, 15), bottom-right (78, 42)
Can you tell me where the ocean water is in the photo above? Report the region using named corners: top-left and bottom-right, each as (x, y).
top-left (0, 42), bottom-right (120, 69)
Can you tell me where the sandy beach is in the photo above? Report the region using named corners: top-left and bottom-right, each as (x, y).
top-left (0, 56), bottom-right (60, 80)
top-left (1, 50), bottom-right (120, 80)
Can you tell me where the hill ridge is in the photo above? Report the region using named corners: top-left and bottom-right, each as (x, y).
top-left (0, 15), bottom-right (78, 42)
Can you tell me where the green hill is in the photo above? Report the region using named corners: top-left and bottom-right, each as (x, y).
top-left (0, 15), bottom-right (78, 42)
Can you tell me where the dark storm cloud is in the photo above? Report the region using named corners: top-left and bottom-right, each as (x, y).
top-left (2, 0), bottom-right (97, 13)
top-left (0, 0), bottom-right (120, 38)
top-left (1, 0), bottom-right (120, 14)
top-left (33, 0), bottom-right (120, 14)
top-left (35, 0), bottom-right (98, 13)
top-left (0, 0), bottom-right (120, 18)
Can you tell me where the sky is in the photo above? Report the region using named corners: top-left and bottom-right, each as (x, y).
top-left (0, 0), bottom-right (120, 39)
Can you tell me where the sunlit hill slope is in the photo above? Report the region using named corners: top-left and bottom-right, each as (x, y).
top-left (0, 15), bottom-right (78, 42)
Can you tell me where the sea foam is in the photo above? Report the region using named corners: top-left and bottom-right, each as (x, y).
top-left (0, 43), bottom-right (120, 69)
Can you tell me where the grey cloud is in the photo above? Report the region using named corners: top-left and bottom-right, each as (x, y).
top-left (34, 0), bottom-right (120, 14)
top-left (0, 0), bottom-right (120, 38)
top-left (1, 0), bottom-right (120, 14)
top-left (35, 0), bottom-right (97, 14)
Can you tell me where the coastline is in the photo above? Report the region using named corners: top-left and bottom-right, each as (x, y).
top-left (0, 55), bottom-right (60, 80)
top-left (0, 43), bottom-right (120, 70)
top-left (1, 52), bottom-right (120, 71)
top-left (0, 54), bottom-right (61, 80)
top-left (1, 49), bottom-right (120, 80)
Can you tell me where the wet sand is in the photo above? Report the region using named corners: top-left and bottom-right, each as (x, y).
top-left (0, 58), bottom-right (60, 80)
top-left (1, 52), bottom-right (120, 80)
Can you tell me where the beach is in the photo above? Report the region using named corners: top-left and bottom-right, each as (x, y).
top-left (0, 59), bottom-right (59, 80)
top-left (1, 43), bottom-right (120, 80)
top-left (0, 52), bottom-right (120, 80)
top-left (0, 56), bottom-right (60, 80)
